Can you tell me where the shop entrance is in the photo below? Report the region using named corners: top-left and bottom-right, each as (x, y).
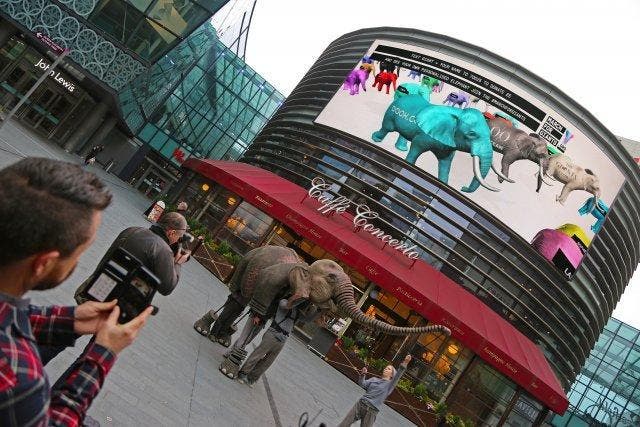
top-left (0, 35), bottom-right (93, 143)
top-left (128, 152), bottom-right (182, 200)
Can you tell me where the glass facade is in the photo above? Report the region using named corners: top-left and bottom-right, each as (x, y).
top-left (550, 318), bottom-right (640, 426)
top-left (118, 20), bottom-right (284, 164)
top-left (87, 0), bottom-right (228, 63)
top-left (0, 0), bottom-right (230, 90)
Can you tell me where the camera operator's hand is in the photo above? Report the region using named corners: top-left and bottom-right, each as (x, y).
top-left (174, 250), bottom-right (191, 265)
top-left (95, 305), bottom-right (153, 355)
top-left (74, 300), bottom-right (118, 335)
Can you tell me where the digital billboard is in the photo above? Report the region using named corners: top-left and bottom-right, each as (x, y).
top-left (315, 40), bottom-right (625, 278)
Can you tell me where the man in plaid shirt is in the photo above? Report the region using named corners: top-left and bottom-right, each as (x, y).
top-left (0, 158), bottom-right (153, 426)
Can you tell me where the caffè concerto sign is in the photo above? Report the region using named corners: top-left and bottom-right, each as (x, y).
top-left (308, 177), bottom-right (420, 260)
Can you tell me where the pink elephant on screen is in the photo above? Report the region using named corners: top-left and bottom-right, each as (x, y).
top-left (342, 68), bottom-right (368, 95)
top-left (530, 228), bottom-right (584, 269)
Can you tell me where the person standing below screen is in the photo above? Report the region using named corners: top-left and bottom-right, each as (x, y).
top-left (338, 354), bottom-right (412, 427)
top-left (0, 157), bottom-right (153, 426)
top-left (237, 298), bottom-right (311, 386)
top-left (84, 144), bottom-right (105, 165)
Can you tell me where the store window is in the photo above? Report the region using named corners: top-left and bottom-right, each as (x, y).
top-left (447, 360), bottom-right (518, 425)
top-left (216, 200), bottom-right (274, 255)
top-left (406, 332), bottom-right (473, 401)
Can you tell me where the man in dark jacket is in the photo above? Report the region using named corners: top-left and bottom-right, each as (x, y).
top-left (76, 211), bottom-right (190, 301)
top-left (39, 212), bottom-right (190, 367)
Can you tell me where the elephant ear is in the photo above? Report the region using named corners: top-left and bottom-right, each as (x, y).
top-left (416, 106), bottom-right (459, 149)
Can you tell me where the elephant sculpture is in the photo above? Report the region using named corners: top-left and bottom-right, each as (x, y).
top-left (394, 83), bottom-right (432, 103)
top-left (486, 114), bottom-right (549, 184)
top-left (443, 91), bottom-right (469, 108)
top-left (421, 76), bottom-right (443, 93)
top-left (578, 196), bottom-right (609, 232)
top-left (371, 94), bottom-right (508, 193)
top-left (360, 56), bottom-right (375, 79)
top-left (531, 227), bottom-right (585, 270)
top-left (194, 246), bottom-right (451, 378)
top-left (408, 69), bottom-right (421, 80)
top-left (542, 154), bottom-right (601, 206)
top-left (343, 68), bottom-right (368, 95)
top-left (372, 71), bottom-right (398, 94)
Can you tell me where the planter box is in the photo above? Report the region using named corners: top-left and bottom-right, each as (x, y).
top-left (324, 345), bottom-right (440, 427)
top-left (192, 244), bottom-right (235, 283)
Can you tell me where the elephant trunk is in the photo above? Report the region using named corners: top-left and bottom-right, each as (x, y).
top-left (333, 285), bottom-right (451, 337)
top-left (463, 154), bottom-right (500, 193)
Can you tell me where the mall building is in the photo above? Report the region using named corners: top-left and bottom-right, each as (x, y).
top-left (166, 28), bottom-right (640, 425)
top-left (550, 317), bottom-right (640, 426)
top-left (0, 0), bottom-right (282, 194)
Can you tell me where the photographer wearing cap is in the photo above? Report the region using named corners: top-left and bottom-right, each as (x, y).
top-left (75, 211), bottom-right (190, 304)
top-left (0, 157), bottom-right (153, 426)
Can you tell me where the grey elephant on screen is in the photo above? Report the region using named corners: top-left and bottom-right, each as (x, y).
top-left (542, 154), bottom-right (601, 206)
top-left (487, 115), bottom-right (550, 184)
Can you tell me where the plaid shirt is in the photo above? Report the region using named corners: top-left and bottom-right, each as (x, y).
top-left (0, 292), bottom-right (116, 426)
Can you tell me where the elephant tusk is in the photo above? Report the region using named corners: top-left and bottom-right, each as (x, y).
top-left (491, 162), bottom-right (515, 183)
top-left (473, 156), bottom-right (500, 192)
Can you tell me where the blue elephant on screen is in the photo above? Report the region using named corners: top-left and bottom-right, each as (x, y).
top-left (371, 94), bottom-right (501, 193)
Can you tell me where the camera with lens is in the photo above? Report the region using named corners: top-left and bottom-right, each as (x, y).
top-left (77, 247), bottom-right (161, 323)
top-left (177, 232), bottom-right (194, 255)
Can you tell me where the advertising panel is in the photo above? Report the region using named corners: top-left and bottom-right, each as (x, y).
top-left (315, 40), bottom-right (625, 278)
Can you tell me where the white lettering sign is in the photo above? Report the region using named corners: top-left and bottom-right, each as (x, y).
top-left (34, 58), bottom-right (75, 92)
top-left (308, 177), bottom-right (420, 260)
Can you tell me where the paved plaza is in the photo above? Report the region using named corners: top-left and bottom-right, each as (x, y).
top-left (0, 119), bottom-right (414, 427)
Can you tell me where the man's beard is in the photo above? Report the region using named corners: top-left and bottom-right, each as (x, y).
top-left (33, 263), bottom-right (77, 291)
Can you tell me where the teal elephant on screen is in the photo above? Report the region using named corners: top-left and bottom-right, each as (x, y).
top-left (371, 94), bottom-right (500, 193)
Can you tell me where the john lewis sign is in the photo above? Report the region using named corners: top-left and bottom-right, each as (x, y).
top-left (34, 58), bottom-right (75, 92)
top-left (308, 177), bottom-right (419, 260)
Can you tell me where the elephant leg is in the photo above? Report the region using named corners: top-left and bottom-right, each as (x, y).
top-left (372, 110), bottom-right (395, 143)
top-left (556, 182), bottom-right (579, 204)
top-left (435, 150), bottom-right (455, 183)
top-left (500, 151), bottom-right (519, 184)
top-left (385, 82), bottom-right (391, 94)
top-left (406, 134), bottom-right (432, 165)
top-left (209, 295), bottom-right (244, 341)
top-left (395, 135), bottom-right (409, 151)
top-left (361, 79), bottom-right (367, 92)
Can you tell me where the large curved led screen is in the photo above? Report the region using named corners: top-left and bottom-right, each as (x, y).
top-left (315, 40), bottom-right (625, 278)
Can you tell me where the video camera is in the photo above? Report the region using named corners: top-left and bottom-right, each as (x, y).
top-left (77, 247), bottom-right (161, 323)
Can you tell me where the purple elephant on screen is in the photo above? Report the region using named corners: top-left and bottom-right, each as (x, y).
top-left (342, 68), bottom-right (368, 95)
top-left (530, 229), bottom-right (584, 269)
top-left (443, 91), bottom-right (470, 108)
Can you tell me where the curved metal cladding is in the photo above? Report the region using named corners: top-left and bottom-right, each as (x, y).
top-left (241, 28), bottom-right (640, 389)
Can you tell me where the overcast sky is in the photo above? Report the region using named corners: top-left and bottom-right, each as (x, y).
top-left (244, 0), bottom-right (640, 328)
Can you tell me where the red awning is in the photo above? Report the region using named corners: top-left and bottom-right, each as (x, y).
top-left (184, 159), bottom-right (569, 414)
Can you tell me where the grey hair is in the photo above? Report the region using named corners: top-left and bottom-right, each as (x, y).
top-left (158, 211), bottom-right (187, 231)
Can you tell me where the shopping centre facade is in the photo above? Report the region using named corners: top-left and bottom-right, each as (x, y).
top-left (166, 28), bottom-right (640, 424)
top-left (0, 0), bottom-right (283, 195)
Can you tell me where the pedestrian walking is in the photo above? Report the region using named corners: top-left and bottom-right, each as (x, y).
top-left (338, 354), bottom-right (412, 427)
top-left (84, 144), bottom-right (105, 165)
